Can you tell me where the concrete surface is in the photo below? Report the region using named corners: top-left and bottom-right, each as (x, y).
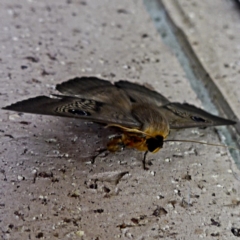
top-left (0, 0), bottom-right (240, 239)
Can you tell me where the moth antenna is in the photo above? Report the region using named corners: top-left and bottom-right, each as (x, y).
top-left (164, 139), bottom-right (238, 151)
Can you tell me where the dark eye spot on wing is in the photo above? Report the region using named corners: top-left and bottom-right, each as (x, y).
top-left (68, 109), bottom-right (91, 116)
top-left (55, 99), bottom-right (103, 116)
top-left (129, 96), bottom-right (136, 103)
top-left (191, 116), bottom-right (206, 122)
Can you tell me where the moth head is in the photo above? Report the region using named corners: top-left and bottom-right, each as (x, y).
top-left (146, 135), bottom-right (164, 153)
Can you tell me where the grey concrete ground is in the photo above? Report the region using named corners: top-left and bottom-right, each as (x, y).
top-left (0, 0), bottom-right (240, 239)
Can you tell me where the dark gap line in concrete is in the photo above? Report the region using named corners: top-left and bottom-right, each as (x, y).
top-left (143, 0), bottom-right (240, 167)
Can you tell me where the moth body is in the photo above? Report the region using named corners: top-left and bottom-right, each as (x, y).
top-left (107, 103), bottom-right (170, 153)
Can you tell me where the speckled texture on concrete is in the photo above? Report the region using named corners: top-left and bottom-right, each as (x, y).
top-left (1, 0), bottom-right (240, 239)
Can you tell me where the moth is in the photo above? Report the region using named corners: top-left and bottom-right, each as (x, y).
top-left (3, 76), bottom-right (236, 155)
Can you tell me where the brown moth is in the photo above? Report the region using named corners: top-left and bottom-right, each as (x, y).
top-left (3, 76), bottom-right (236, 154)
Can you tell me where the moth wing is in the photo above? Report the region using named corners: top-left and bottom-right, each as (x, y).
top-left (56, 76), bottom-right (112, 96)
top-left (3, 95), bottom-right (141, 128)
top-left (56, 76), bottom-right (132, 110)
top-left (115, 80), bottom-right (170, 106)
top-left (159, 102), bottom-right (236, 129)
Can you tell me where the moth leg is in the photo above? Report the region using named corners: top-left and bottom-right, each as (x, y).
top-left (92, 135), bottom-right (126, 164)
top-left (107, 135), bottom-right (125, 152)
top-left (91, 148), bottom-right (108, 164)
top-left (142, 151), bottom-right (149, 170)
